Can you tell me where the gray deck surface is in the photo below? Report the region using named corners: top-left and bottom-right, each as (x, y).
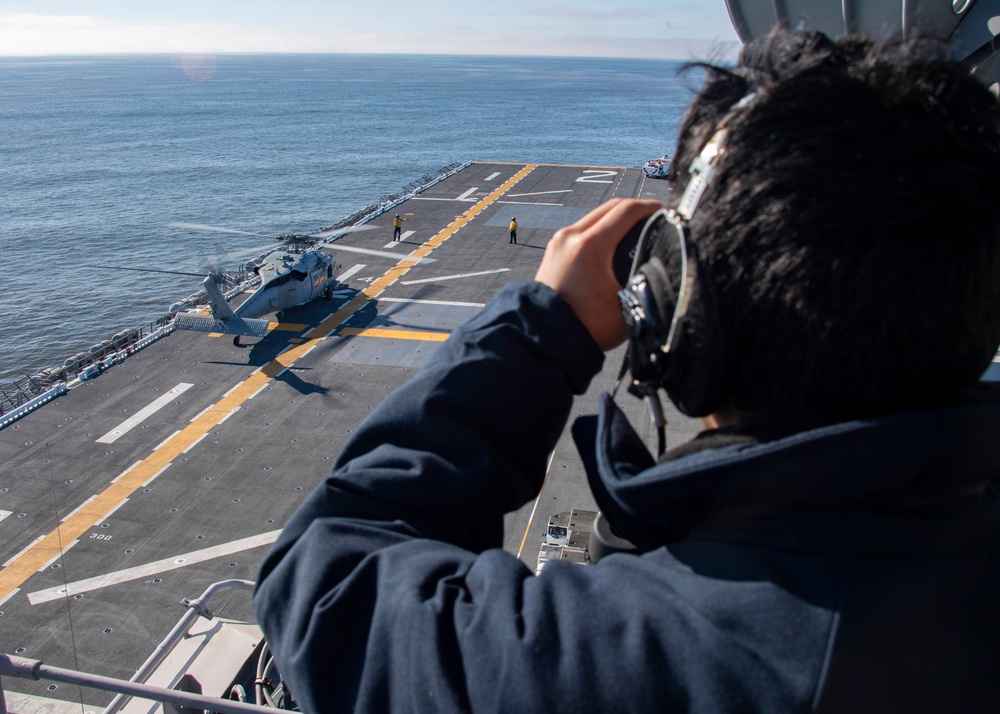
top-left (0, 162), bottom-right (699, 707)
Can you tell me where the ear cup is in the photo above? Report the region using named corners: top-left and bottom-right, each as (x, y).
top-left (659, 242), bottom-right (730, 417)
top-left (620, 266), bottom-right (670, 387)
top-left (620, 243), bottom-right (731, 417)
top-left (635, 257), bottom-right (679, 381)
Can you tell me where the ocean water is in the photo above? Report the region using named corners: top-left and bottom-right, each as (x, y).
top-left (1, 53), bottom-right (696, 383)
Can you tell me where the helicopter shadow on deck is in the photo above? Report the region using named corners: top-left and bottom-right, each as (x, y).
top-left (248, 327), bottom-right (330, 397)
top-left (201, 298), bottom-right (347, 395)
top-left (271, 365), bottom-right (328, 396)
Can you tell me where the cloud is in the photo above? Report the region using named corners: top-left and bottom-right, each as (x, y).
top-left (515, 4), bottom-right (663, 24)
top-left (0, 12), bottom-right (738, 59)
top-left (0, 13), bottom-right (322, 54)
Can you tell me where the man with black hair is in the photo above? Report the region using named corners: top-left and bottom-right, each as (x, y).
top-left (254, 32), bottom-right (1000, 712)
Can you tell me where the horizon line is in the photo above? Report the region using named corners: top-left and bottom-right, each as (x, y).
top-left (0, 48), bottom-right (739, 62)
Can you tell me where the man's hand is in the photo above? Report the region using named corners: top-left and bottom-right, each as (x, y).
top-left (535, 198), bottom-right (662, 351)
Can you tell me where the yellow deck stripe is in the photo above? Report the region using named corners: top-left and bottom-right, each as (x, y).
top-left (0, 164), bottom-right (538, 601)
top-left (339, 327), bottom-right (449, 342)
top-left (267, 322), bottom-right (308, 332)
top-left (481, 161), bottom-right (626, 169)
top-left (208, 321), bottom-right (308, 338)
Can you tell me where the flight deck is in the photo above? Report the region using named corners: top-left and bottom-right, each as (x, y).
top-left (0, 162), bottom-right (700, 710)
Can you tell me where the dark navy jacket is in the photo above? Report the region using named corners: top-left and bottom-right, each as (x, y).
top-left (253, 281), bottom-right (1000, 713)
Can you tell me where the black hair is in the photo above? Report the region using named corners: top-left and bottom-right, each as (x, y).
top-left (669, 30), bottom-right (1000, 425)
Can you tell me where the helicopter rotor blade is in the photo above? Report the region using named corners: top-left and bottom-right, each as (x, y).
top-left (308, 225), bottom-right (377, 238)
top-left (167, 220), bottom-right (432, 262)
top-left (320, 244), bottom-right (435, 263)
top-left (168, 221), bottom-right (273, 238)
top-left (201, 243), bottom-right (278, 267)
top-left (79, 264), bottom-right (208, 278)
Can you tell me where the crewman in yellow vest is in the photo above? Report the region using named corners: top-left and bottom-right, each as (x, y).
top-left (508, 217), bottom-right (518, 245)
top-left (393, 214), bottom-right (408, 241)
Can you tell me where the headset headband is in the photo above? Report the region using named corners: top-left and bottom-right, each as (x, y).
top-left (675, 91), bottom-right (755, 223)
top-left (676, 128), bottom-right (728, 222)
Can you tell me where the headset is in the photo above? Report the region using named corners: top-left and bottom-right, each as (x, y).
top-left (588, 133), bottom-right (736, 557)
top-left (616, 124), bottom-right (737, 438)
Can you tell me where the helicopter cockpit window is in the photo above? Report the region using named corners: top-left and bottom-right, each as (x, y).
top-left (263, 274), bottom-right (294, 290)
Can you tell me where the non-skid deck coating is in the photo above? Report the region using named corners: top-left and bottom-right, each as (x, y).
top-left (0, 162), bottom-right (700, 707)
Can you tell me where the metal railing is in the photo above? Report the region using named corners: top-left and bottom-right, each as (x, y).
top-left (0, 655), bottom-right (275, 714)
top-left (0, 580), bottom-right (276, 714)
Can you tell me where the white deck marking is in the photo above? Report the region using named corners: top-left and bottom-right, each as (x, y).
top-left (485, 172), bottom-right (501, 181)
top-left (410, 196), bottom-right (477, 202)
top-left (94, 497), bottom-right (129, 525)
top-left (152, 430), bottom-right (181, 452)
top-left (496, 200), bottom-right (563, 206)
top-left (338, 263), bottom-right (366, 281)
top-left (141, 464), bottom-right (172, 487)
top-left (110, 460), bottom-right (143, 484)
top-left (60, 495), bottom-right (97, 523)
top-left (27, 530), bottom-right (283, 605)
top-left (96, 383), bottom-right (194, 444)
top-left (37, 540), bottom-right (78, 572)
top-left (383, 230), bottom-right (415, 248)
top-left (0, 510), bottom-right (11, 523)
top-left (401, 268), bottom-right (511, 285)
top-left (380, 298), bottom-right (485, 307)
top-left (456, 187), bottom-right (478, 201)
top-left (4, 536), bottom-right (45, 568)
top-left (302, 322), bottom-right (325, 338)
top-left (189, 404), bottom-right (215, 423)
top-left (222, 380), bottom-right (246, 398)
top-left (507, 190), bottom-right (572, 197)
top-left (576, 169), bottom-right (617, 184)
top-left (182, 432), bottom-right (208, 453)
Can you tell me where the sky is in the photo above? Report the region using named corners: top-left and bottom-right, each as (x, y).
top-left (0, 1), bottom-right (741, 59)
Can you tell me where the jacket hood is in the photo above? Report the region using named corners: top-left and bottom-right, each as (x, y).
top-left (573, 391), bottom-right (1000, 554)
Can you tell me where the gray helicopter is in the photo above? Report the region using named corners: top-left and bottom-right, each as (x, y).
top-left (172, 240), bottom-right (336, 346)
top-left (87, 222), bottom-right (431, 346)
top-left (167, 222), bottom-right (433, 346)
